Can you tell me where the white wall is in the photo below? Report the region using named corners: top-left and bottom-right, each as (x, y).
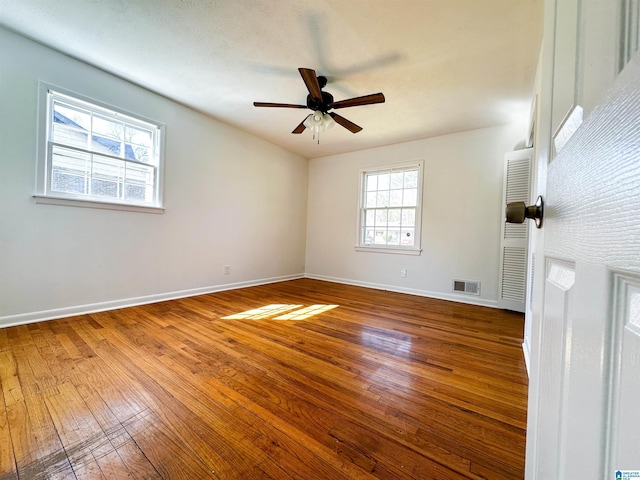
top-left (0, 27), bottom-right (529, 325)
top-left (0, 28), bottom-right (308, 326)
top-left (305, 124), bottom-right (526, 307)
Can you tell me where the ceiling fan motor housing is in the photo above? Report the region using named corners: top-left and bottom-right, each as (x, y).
top-left (307, 90), bottom-right (334, 113)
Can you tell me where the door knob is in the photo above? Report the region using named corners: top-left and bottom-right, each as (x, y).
top-left (506, 195), bottom-right (544, 228)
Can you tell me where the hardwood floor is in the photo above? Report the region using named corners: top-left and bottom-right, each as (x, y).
top-left (0, 279), bottom-right (528, 479)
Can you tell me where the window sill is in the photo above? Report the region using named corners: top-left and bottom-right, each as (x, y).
top-left (355, 246), bottom-right (422, 256)
top-left (33, 195), bottom-right (164, 214)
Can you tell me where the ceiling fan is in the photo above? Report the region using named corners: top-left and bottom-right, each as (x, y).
top-left (253, 68), bottom-right (385, 137)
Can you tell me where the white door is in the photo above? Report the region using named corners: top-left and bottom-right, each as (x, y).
top-left (525, 0), bottom-right (640, 478)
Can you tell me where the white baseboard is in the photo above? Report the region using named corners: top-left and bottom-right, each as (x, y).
top-left (1, 273), bottom-right (505, 329)
top-left (0, 273), bottom-right (304, 328)
top-left (304, 273), bottom-right (500, 309)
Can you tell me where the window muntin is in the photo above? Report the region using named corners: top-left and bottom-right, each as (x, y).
top-left (42, 88), bottom-right (162, 208)
top-left (358, 162), bottom-right (423, 253)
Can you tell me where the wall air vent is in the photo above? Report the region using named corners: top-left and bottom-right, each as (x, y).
top-left (453, 280), bottom-right (481, 296)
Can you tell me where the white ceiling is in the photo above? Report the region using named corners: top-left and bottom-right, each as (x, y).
top-left (0, 0), bottom-right (544, 159)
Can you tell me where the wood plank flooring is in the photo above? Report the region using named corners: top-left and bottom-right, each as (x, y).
top-left (0, 279), bottom-right (528, 479)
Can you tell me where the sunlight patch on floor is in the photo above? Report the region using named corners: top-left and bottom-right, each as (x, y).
top-left (221, 304), bottom-right (302, 319)
top-left (274, 304), bottom-right (339, 320)
top-left (221, 304), bottom-right (338, 320)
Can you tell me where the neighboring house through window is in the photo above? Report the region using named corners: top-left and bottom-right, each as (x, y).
top-left (35, 85), bottom-right (164, 212)
top-left (356, 161), bottom-right (424, 255)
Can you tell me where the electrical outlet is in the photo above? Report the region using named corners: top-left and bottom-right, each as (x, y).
top-left (401, 269), bottom-right (407, 278)
top-left (224, 265), bottom-right (231, 275)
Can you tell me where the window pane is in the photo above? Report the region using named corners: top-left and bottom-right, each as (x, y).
top-left (51, 146), bottom-right (90, 172)
top-left (366, 191), bottom-right (377, 208)
top-left (403, 188), bottom-right (417, 207)
top-left (374, 230), bottom-right (386, 245)
top-left (125, 144), bottom-right (150, 163)
top-left (389, 189), bottom-right (403, 207)
top-left (390, 172), bottom-right (404, 189)
top-left (93, 156), bottom-right (123, 180)
top-left (52, 102), bottom-right (91, 149)
top-left (91, 178), bottom-right (119, 198)
top-left (52, 124), bottom-right (89, 149)
top-left (401, 208), bottom-right (416, 226)
top-left (91, 157), bottom-right (121, 199)
top-left (375, 209), bottom-right (388, 226)
top-left (365, 209), bottom-right (375, 227)
top-left (93, 115), bottom-right (123, 141)
top-left (52, 171), bottom-right (87, 194)
top-left (51, 147), bottom-right (90, 194)
top-left (366, 174), bottom-right (378, 191)
top-left (364, 228), bottom-right (375, 244)
top-left (124, 162), bottom-right (153, 182)
top-left (124, 163), bottom-right (155, 202)
top-left (386, 229), bottom-right (400, 245)
top-left (400, 228), bottom-right (415, 246)
top-left (388, 208), bottom-right (401, 226)
top-left (125, 126), bottom-right (153, 148)
top-left (404, 170), bottom-right (418, 188)
top-left (124, 182), bottom-right (150, 201)
top-left (376, 191), bottom-right (389, 207)
top-left (53, 102), bottom-right (90, 130)
top-left (92, 135), bottom-right (121, 156)
top-left (377, 173), bottom-right (390, 190)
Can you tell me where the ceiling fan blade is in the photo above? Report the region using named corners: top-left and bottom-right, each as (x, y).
top-left (329, 113), bottom-right (362, 133)
top-left (292, 118), bottom-right (307, 134)
top-left (299, 68), bottom-right (323, 102)
top-left (329, 93), bottom-right (385, 110)
top-left (253, 102), bottom-right (307, 108)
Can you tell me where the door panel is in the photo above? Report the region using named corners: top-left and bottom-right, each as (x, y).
top-left (609, 274), bottom-right (640, 470)
top-left (559, 263), bottom-right (610, 478)
top-left (535, 259), bottom-right (575, 479)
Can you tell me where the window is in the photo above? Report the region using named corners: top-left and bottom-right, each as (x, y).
top-left (356, 161), bottom-right (423, 255)
top-left (35, 85), bottom-right (164, 212)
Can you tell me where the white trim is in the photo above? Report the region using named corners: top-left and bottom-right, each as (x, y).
top-left (526, 94), bottom-right (538, 148)
top-left (304, 273), bottom-right (500, 309)
top-left (33, 194), bottom-right (165, 214)
top-left (0, 272), bottom-right (509, 330)
top-left (358, 161), bottom-right (424, 174)
top-left (354, 246), bottom-right (422, 256)
top-left (0, 274), bottom-right (304, 328)
top-left (522, 341), bottom-right (531, 376)
top-left (620, 0), bottom-right (640, 70)
top-left (49, 141), bottom-right (158, 167)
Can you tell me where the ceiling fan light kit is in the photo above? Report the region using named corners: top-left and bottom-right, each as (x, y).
top-left (303, 111), bottom-right (335, 143)
top-left (253, 68), bottom-right (385, 143)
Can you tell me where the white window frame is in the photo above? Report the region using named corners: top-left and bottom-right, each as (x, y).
top-left (34, 83), bottom-right (165, 213)
top-left (355, 160), bottom-right (424, 255)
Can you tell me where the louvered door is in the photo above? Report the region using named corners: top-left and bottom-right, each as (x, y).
top-left (498, 148), bottom-right (532, 312)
